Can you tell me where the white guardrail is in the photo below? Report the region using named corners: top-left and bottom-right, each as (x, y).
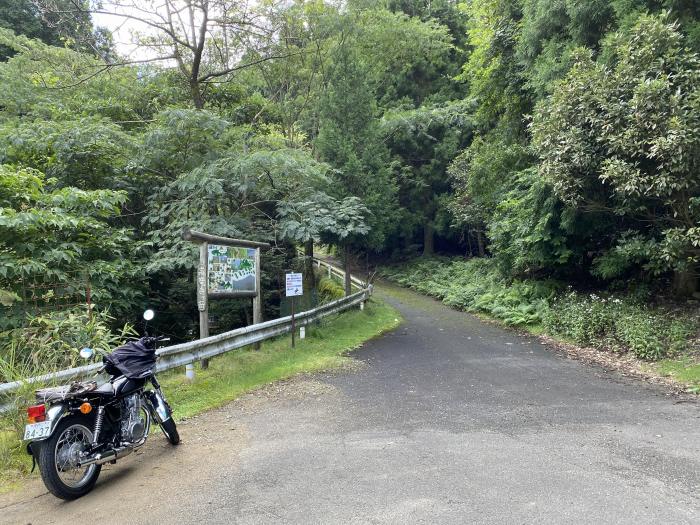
top-left (0, 257), bottom-right (371, 410)
top-left (313, 256), bottom-right (365, 290)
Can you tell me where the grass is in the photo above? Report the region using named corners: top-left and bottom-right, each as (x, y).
top-left (654, 358), bottom-right (700, 393)
top-left (160, 298), bottom-right (400, 419)
top-left (0, 297), bottom-right (401, 492)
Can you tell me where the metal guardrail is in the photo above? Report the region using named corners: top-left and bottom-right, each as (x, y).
top-left (305, 254), bottom-right (365, 290)
top-left (0, 258), bottom-right (371, 409)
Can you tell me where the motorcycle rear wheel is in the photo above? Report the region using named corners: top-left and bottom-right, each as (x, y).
top-left (36, 415), bottom-right (102, 500)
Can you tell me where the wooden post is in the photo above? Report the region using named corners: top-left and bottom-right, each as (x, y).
top-left (303, 240), bottom-right (315, 305)
top-left (199, 242), bottom-right (210, 370)
top-left (181, 229), bottom-right (269, 362)
top-left (252, 247), bottom-right (262, 350)
top-left (344, 247), bottom-right (351, 297)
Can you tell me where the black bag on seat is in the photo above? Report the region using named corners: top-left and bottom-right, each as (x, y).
top-left (103, 338), bottom-right (157, 379)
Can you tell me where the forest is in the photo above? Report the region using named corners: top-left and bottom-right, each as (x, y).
top-left (0, 0), bottom-right (699, 381)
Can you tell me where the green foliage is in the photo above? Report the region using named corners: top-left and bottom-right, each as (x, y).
top-left (0, 0), bottom-right (110, 61)
top-left (0, 308), bottom-right (134, 382)
top-left (0, 117), bottom-right (135, 189)
top-left (279, 194), bottom-right (369, 244)
top-left (316, 275), bottom-right (345, 303)
top-left (315, 30), bottom-right (398, 251)
top-left (0, 165), bottom-right (141, 328)
top-left (382, 99), bottom-right (475, 251)
top-left (448, 128), bottom-right (534, 258)
top-left (487, 168), bottom-right (578, 275)
top-left (516, 0), bottom-right (615, 96)
top-left (382, 257), bottom-right (559, 326)
top-left (544, 292), bottom-right (698, 360)
top-left (532, 15), bottom-right (700, 283)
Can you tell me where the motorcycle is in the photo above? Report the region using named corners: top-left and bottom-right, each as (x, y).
top-left (24, 309), bottom-right (179, 500)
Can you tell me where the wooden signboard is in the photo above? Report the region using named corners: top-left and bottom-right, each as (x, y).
top-left (183, 229), bottom-right (270, 371)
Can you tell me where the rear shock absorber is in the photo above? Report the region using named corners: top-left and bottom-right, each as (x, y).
top-left (92, 406), bottom-right (105, 445)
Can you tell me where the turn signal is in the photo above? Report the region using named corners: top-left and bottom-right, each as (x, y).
top-left (27, 404), bottom-right (46, 423)
top-left (79, 402), bottom-right (93, 415)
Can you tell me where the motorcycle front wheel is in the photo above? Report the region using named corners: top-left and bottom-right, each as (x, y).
top-left (159, 418), bottom-right (180, 445)
top-left (36, 415), bottom-right (102, 500)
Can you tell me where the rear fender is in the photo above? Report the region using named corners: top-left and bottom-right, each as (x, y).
top-left (25, 404), bottom-right (69, 446)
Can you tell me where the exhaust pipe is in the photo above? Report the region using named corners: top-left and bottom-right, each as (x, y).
top-left (78, 445), bottom-right (134, 467)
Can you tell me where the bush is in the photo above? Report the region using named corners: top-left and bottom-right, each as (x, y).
top-left (316, 276), bottom-right (345, 303)
top-left (382, 257), bottom-right (559, 326)
top-left (0, 307), bottom-right (134, 383)
top-left (543, 293), bottom-right (698, 360)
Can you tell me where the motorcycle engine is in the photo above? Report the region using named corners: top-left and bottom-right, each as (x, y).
top-left (121, 393), bottom-right (146, 443)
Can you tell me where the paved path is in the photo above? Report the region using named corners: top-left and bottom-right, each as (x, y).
top-left (1, 284), bottom-right (699, 524)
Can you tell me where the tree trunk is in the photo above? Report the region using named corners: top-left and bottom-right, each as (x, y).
top-left (476, 230), bottom-right (485, 257)
top-left (190, 80), bottom-right (204, 110)
top-left (303, 240), bottom-right (315, 301)
top-left (344, 246), bottom-right (352, 297)
top-left (423, 222), bottom-right (434, 256)
top-left (673, 267), bottom-right (698, 297)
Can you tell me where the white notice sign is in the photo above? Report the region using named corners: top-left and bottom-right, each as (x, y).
top-left (285, 273), bottom-right (303, 297)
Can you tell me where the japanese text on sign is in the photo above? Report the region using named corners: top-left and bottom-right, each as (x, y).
top-left (285, 273), bottom-right (303, 297)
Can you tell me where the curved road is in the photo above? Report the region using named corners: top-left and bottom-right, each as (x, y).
top-left (1, 283), bottom-right (699, 524)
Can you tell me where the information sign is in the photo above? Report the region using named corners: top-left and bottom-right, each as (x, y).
top-left (285, 273), bottom-right (303, 297)
top-left (208, 244), bottom-right (257, 296)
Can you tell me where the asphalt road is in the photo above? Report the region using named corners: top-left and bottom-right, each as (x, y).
top-left (2, 283), bottom-right (699, 524)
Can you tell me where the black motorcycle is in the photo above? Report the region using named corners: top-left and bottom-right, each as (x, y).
top-left (24, 310), bottom-right (179, 500)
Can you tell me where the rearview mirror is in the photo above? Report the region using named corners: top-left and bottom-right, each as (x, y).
top-left (79, 347), bottom-right (94, 360)
top-left (143, 309), bottom-right (155, 321)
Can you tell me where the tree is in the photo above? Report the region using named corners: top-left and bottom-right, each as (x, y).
top-left (532, 15), bottom-right (700, 295)
top-left (37, 0), bottom-right (292, 108)
top-left (0, 165), bottom-right (141, 329)
top-left (279, 192), bottom-right (369, 295)
top-left (315, 27), bottom-right (398, 253)
top-left (448, 128), bottom-right (532, 257)
top-left (382, 100), bottom-right (475, 255)
top-left (0, 0), bottom-right (111, 60)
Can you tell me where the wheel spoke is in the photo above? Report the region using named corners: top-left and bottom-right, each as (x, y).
top-left (54, 423), bottom-right (96, 488)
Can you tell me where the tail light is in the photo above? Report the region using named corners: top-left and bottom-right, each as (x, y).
top-left (27, 404), bottom-right (46, 423)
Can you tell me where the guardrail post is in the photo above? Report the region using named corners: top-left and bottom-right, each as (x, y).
top-left (327, 265), bottom-right (332, 278)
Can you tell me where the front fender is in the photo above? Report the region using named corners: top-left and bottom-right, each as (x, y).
top-left (143, 390), bottom-right (170, 424)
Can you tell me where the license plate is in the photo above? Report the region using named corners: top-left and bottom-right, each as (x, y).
top-left (24, 421), bottom-right (52, 441)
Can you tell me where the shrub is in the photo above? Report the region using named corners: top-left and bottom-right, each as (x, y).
top-left (382, 257), bottom-right (558, 326)
top-left (544, 293), bottom-right (698, 360)
top-left (317, 276), bottom-right (345, 303)
top-left (0, 307), bottom-right (134, 383)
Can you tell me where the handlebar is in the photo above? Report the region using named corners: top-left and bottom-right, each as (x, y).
top-left (142, 335), bottom-right (170, 349)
